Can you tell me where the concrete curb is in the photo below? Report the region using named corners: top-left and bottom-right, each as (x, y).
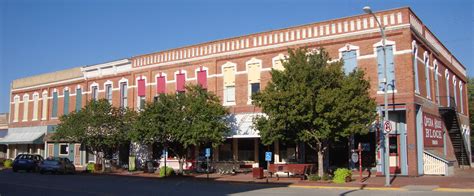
top-left (433, 188), bottom-right (474, 193)
top-left (288, 185), bottom-right (406, 191)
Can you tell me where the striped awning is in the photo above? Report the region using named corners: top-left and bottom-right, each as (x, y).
top-left (227, 113), bottom-right (266, 138)
top-left (0, 126), bottom-right (47, 144)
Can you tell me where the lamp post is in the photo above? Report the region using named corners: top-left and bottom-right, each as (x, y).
top-left (363, 6), bottom-right (390, 187)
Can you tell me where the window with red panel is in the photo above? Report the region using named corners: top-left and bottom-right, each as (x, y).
top-left (138, 78), bottom-right (146, 97)
top-left (197, 70), bottom-right (207, 89)
top-left (156, 76), bottom-right (166, 94)
top-left (176, 73), bottom-right (185, 92)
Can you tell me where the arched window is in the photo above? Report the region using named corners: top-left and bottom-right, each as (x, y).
top-left (424, 51), bottom-right (431, 99)
top-left (412, 40), bottom-right (420, 93)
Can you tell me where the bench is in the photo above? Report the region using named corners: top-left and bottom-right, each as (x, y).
top-left (268, 164), bottom-right (315, 180)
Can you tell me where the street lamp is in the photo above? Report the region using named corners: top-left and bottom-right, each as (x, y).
top-left (363, 6), bottom-right (390, 187)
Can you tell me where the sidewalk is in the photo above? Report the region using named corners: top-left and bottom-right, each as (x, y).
top-left (102, 167), bottom-right (474, 192)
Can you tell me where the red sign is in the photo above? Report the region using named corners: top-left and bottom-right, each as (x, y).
top-left (384, 121), bottom-right (392, 133)
top-left (423, 113), bottom-right (444, 147)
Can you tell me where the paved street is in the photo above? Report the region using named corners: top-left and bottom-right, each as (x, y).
top-left (0, 170), bottom-right (472, 196)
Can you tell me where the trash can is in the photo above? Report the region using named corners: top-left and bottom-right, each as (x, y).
top-left (252, 167), bottom-right (264, 179)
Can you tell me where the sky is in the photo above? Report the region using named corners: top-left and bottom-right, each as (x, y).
top-left (0, 0), bottom-right (473, 113)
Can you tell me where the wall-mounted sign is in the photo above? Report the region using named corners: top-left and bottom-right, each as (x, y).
top-left (423, 113), bottom-right (444, 147)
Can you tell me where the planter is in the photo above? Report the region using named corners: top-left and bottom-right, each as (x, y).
top-left (94, 164), bottom-right (103, 171)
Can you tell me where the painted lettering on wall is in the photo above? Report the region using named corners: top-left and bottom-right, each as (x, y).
top-left (423, 113), bottom-right (444, 147)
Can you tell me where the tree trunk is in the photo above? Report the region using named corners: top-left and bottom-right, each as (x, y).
top-left (317, 142), bottom-right (324, 177)
top-left (178, 157), bottom-right (184, 175)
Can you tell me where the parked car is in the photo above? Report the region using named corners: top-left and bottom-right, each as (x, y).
top-left (39, 157), bottom-right (76, 174)
top-left (12, 154), bottom-right (44, 172)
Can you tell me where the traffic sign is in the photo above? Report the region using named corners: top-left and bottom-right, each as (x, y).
top-left (351, 152), bottom-right (359, 163)
top-left (265, 152), bottom-right (272, 162)
top-left (384, 121), bottom-right (392, 133)
top-left (205, 148), bottom-right (211, 158)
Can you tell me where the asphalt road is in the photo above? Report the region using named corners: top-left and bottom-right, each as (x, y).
top-left (0, 170), bottom-right (472, 196)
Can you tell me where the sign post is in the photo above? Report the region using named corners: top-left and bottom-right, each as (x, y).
top-left (358, 143), bottom-right (362, 182)
top-left (265, 152), bottom-right (272, 183)
top-left (162, 147), bottom-right (168, 178)
top-left (205, 148), bottom-right (211, 180)
top-left (384, 120), bottom-right (392, 186)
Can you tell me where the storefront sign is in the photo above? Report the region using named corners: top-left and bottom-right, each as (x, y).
top-left (423, 113), bottom-right (444, 147)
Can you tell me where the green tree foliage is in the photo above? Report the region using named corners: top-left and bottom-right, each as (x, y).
top-left (132, 85), bottom-right (230, 174)
top-left (252, 48), bottom-right (376, 176)
top-left (54, 99), bottom-right (137, 171)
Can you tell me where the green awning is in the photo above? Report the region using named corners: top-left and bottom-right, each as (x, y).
top-left (0, 126), bottom-right (47, 144)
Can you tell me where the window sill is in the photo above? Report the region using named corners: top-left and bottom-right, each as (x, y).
top-left (223, 102), bottom-right (236, 106)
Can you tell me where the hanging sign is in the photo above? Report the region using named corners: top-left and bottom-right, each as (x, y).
top-left (423, 113), bottom-right (444, 147)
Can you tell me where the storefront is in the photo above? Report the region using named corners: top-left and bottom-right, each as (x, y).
top-left (0, 126), bottom-right (48, 159)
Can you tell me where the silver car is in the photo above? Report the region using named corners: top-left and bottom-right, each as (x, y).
top-left (39, 157), bottom-right (76, 174)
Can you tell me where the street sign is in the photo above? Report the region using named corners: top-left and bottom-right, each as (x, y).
top-left (265, 152), bottom-right (272, 162)
top-left (351, 152), bottom-right (359, 163)
top-left (162, 149), bottom-right (168, 158)
top-left (384, 121), bottom-right (392, 133)
top-left (205, 148), bottom-right (211, 158)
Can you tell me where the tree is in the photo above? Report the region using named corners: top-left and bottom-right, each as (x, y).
top-left (54, 99), bottom-right (136, 172)
top-left (252, 48), bottom-right (376, 176)
top-left (132, 85), bottom-right (230, 174)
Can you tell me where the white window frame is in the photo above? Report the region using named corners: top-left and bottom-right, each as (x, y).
top-left (59, 143), bottom-right (69, 156)
top-left (22, 94), bottom-right (29, 122)
top-left (412, 40), bottom-right (420, 94)
top-left (119, 78), bottom-right (129, 108)
top-left (90, 83), bottom-right (99, 101)
top-left (222, 62), bottom-right (237, 106)
top-left (424, 51), bottom-right (431, 100)
top-left (13, 95), bottom-right (20, 122)
top-left (32, 92), bottom-right (39, 121)
top-left (104, 81), bottom-right (113, 104)
top-left (246, 58), bottom-right (262, 105)
top-left (41, 91), bottom-right (48, 121)
top-left (459, 82), bottom-right (464, 114)
top-left (373, 39), bottom-right (397, 94)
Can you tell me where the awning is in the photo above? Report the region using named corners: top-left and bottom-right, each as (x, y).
top-left (227, 113), bottom-right (266, 138)
top-left (0, 126), bottom-right (47, 144)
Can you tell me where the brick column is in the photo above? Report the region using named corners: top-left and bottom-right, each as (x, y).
top-left (274, 140), bottom-right (279, 163)
top-left (254, 138), bottom-right (259, 164)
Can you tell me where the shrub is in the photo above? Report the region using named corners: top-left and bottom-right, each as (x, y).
top-left (308, 174), bottom-right (321, 181)
top-left (322, 173), bottom-right (332, 181)
top-left (86, 163), bottom-right (95, 173)
top-left (3, 159), bottom-right (13, 168)
top-left (332, 168), bottom-right (352, 183)
top-left (159, 166), bottom-right (175, 177)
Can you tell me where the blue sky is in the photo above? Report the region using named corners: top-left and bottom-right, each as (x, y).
top-left (1, 0), bottom-right (473, 113)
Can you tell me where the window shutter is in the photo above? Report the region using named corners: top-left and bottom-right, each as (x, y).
top-left (386, 46), bottom-right (395, 91)
top-left (138, 79), bottom-right (146, 97)
top-left (376, 47), bottom-right (384, 91)
top-left (52, 92), bottom-right (58, 117)
top-left (76, 89), bottom-right (82, 112)
top-left (176, 73), bottom-right (185, 92)
top-left (157, 76), bottom-right (166, 94)
top-left (197, 70), bottom-right (207, 89)
top-left (64, 90), bottom-right (69, 115)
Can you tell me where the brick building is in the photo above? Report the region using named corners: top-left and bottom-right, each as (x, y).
top-left (2, 7), bottom-right (470, 176)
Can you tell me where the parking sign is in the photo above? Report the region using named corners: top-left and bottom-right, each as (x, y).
top-left (265, 152), bottom-right (272, 162)
top-left (205, 148), bottom-right (211, 158)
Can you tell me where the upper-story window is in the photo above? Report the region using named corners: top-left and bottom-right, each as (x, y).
top-left (272, 54), bottom-right (286, 71)
top-left (223, 62), bottom-right (236, 105)
top-left (197, 67), bottom-right (207, 89)
top-left (412, 41), bottom-right (420, 94)
top-left (376, 45), bottom-right (395, 92)
top-left (13, 95), bottom-right (20, 122)
top-left (445, 71), bottom-right (451, 107)
top-left (63, 89), bottom-right (70, 115)
top-left (76, 87), bottom-right (82, 112)
top-left (23, 94), bottom-right (29, 122)
top-left (41, 91), bottom-right (48, 120)
top-left (137, 77), bottom-right (146, 110)
top-left (433, 60), bottom-right (439, 104)
top-left (120, 82), bottom-right (128, 108)
top-left (105, 83), bottom-right (112, 104)
top-left (339, 44), bottom-right (359, 75)
top-left (246, 58), bottom-right (262, 104)
top-left (342, 50), bottom-right (357, 75)
top-left (52, 91), bottom-right (58, 118)
top-left (176, 71), bottom-right (186, 93)
top-left (459, 82), bottom-right (464, 114)
top-left (32, 93), bottom-right (39, 121)
top-left (156, 74), bottom-right (166, 95)
top-left (424, 52), bottom-right (431, 99)
top-left (91, 85), bottom-right (98, 101)
top-left (453, 76), bottom-right (457, 106)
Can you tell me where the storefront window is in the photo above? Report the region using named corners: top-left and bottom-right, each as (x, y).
top-left (59, 144), bottom-right (69, 156)
top-left (279, 142), bottom-right (296, 163)
top-left (218, 139), bottom-right (233, 161)
top-left (238, 139), bottom-right (254, 161)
